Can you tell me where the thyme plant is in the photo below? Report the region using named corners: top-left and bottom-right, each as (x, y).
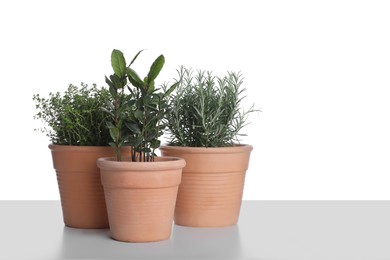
top-left (104, 49), bottom-right (177, 162)
top-left (33, 83), bottom-right (112, 146)
top-left (165, 66), bottom-right (257, 147)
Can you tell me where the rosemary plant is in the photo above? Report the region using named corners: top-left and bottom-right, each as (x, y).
top-left (165, 66), bottom-right (257, 147)
top-left (104, 49), bottom-right (177, 162)
top-left (33, 83), bottom-right (112, 146)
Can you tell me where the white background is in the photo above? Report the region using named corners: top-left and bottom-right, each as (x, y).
top-left (0, 0), bottom-right (389, 200)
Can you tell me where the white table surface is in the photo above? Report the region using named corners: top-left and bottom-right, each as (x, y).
top-left (1, 200), bottom-right (389, 260)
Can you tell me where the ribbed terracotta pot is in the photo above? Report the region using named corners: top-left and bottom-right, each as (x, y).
top-left (97, 156), bottom-right (185, 242)
top-left (49, 145), bottom-right (131, 228)
top-left (159, 144), bottom-right (253, 227)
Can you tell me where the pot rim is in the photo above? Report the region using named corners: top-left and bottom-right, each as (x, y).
top-left (159, 143), bottom-right (253, 154)
top-left (97, 156), bottom-right (186, 171)
top-left (49, 144), bottom-right (122, 152)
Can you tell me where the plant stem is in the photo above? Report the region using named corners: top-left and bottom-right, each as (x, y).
top-left (115, 93), bottom-right (121, 161)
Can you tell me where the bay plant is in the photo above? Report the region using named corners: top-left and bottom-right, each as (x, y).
top-left (104, 49), bottom-right (177, 162)
top-left (33, 83), bottom-right (112, 146)
top-left (165, 66), bottom-right (257, 147)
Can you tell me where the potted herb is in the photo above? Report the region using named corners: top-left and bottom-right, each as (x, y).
top-left (33, 83), bottom-right (130, 228)
top-left (97, 49), bottom-right (185, 242)
top-left (160, 66), bottom-right (257, 227)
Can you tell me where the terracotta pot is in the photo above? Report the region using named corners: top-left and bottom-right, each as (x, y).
top-left (97, 156), bottom-right (185, 242)
top-left (49, 145), bottom-right (131, 228)
top-left (159, 144), bottom-right (253, 227)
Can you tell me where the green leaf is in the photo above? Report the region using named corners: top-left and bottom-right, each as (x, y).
top-left (133, 136), bottom-right (143, 147)
top-left (100, 106), bottom-right (111, 114)
top-left (106, 121), bottom-right (115, 128)
top-left (134, 110), bottom-right (143, 120)
top-left (129, 49), bottom-right (144, 67)
top-left (126, 99), bottom-right (136, 107)
top-left (127, 86), bottom-right (135, 97)
top-left (110, 74), bottom-right (124, 89)
top-left (146, 132), bottom-right (157, 142)
top-left (147, 81), bottom-right (155, 94)
top-left (126, 67), bottom-right (144, 88)
top-left (164, 82), bottom-right (178, 98)
top-left (141, 147), bottom-right (152, 153)
top-left (147, 55), bottom-right (165, 84)
top-left (153, 93), bottom-right (161, 101)
top-left (136, 98), bottom-right (144, 108)
top-left (105, 75), bottom-right (114, 88)
top-left (111, 49), bottom-right (126, 78)
top-left (109, 127), bottom-right (119, 141)
top-left (125, 122), bottom-right (141, 134)
top-left (105, 76), bottom-right (118, 98)
top-left (146, 104), bottom-right (158, 111)
top-left (109, 85), bottom-right (117, 98)
top-left (151, 140), bottom-right (161, 149)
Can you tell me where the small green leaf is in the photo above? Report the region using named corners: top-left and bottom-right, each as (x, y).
top-left (129, 49), bottom-right (144, 67)
top-left (100, 107), bottom-right (111, 114)
top-left (147, 55), bottom-right (165, 84)
top-left (110, 74), bottom-right (124, 89)
top-left (125, 122), bottom-right (141, 134)
top-left (106, 100), bottom-right (114, 110)
top-left (134, 110), bottom-right (143, 120)
top-left (109, 127), bottom-right (119, 141)
top-left (136, 98), bottom-right (144, 108)
top-left (157, 124), bottom-right (167, 131)
top-left (106, 76), bottom-right (118, 98)
top-left (146, 103), bottom-right (158, 110)
top-left (151, 93), bottom-right (161, 102)
top-left (141, 147), bottom-right (152, 153)
top-left (109, 85), bottom-right (117, 98)
top-left (111, 49), bottom-right (126, 78)
top-left (146, 132), bottom-right (157, 142)
top-left (105, 75), bottom-right (114, 88)
top-left (150, 140), bottom-right (161, 149)
top-left (147, 81), bottom-right (155, 94)
top-left (119, 137), bottom-right (131, 146)
top-left (106, 121), bottom-right (115, 128)
top-left (127, 86), bottom-right (135, 96)
top-left (164, 82), bottom-right (178, 97)
top-left (126, 99), bottom-right (136, 106)
top-left (126, 67), bottom-right (144, 88)
top-left (134, 136), bottom-right (143, 147)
